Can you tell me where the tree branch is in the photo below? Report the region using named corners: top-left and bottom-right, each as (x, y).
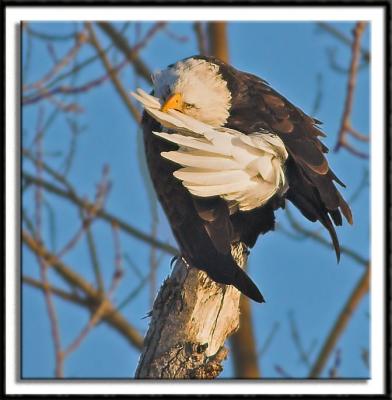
top-left (278, 206), bottom-right (368, 267)
top-left (22, 172), bottom-right (178, 256)
top-left (207, 22), bottom-right (229, 62)
top-left (86, 23), bottom-right (142, 124)
top-left (316, 22), bottom-right (370, 63)
top-left (230, 294), bottom-right (260, 377)
top-left (193, 22), bottom-right (208, 56)
top-left (97, 22), bottom-right (153, 84)
top-left (334, 22), bottom-right (369, 157)
top-left (22, 230), bottom-right (144, 350)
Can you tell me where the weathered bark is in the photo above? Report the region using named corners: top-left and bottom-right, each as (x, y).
top-left (135, 243), bottom-right (248, 379)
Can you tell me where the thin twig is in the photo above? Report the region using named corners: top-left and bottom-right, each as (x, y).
top-left (45, 94), bottom-right (83, 114)
top-left (86, 23), bottom-right (141, 123)
top-left (274, 365), bottom-right (292, 378)
top-left (97, 22), bottom-right (153, 84)
top-left (62, 117), bottom-right (83, 176)
top-left (278, 206), bottom-right (368, 267)
top-left (85, 227), bottom-right (105, 295)
top-left (23, 275), bottom-right (88, 306)
top-left (328, 348), bottom-right (341, 378)
top-left (316, 22), bottom-right (370, 62)
top-left (56, 165), bottom-right (111, 259)
top-left (288, 311), bottom-right (312, 368)
top-left (163, 26), bottom-right (189, 43)
top-left (23, 31), bottom-right (87, 92)
top-left (23, 147), bottom-right (75, 193)
top-left (258, 322), bottom-right (280, 358)
top-left (22, 22), bottom-right (34, 83)
top-left (37, 23), bottom-right (132, 94)
top-left (23, 20), bottom-right (159, 107)
top-left (25, 23), bottom-right (80, 42)
top-left (193, 22), bottom-right (208, 56)
top-left (349, 167), bottom-right (369, 204)
top-left (347, 126), bottom-right (369, 142)
top-left (311, 73), bottom-right (323, 116)
top-left (22, 230), bottom-right (144, 349)
top-left (22, 172), bottom-right (178, 256)
top-left (62, 299), bottom-right (111, 359)
top-left (23, 65), bottom-right (127, 106)
top-left (334, 22), bottom-right (369, 157)
top-left (33, 112), bottom-right (64, 377)
top-left (109, 222), bottom-right (124, 295)
top-left (230, 295), bottom-right (260, 378)
top-left (62, 226), bottom-right (124, 366)
top-left (149, 214), bottom-right (159, 307)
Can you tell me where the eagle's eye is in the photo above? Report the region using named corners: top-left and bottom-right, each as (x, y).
top-left (184, 103), bottom-right (196, 110)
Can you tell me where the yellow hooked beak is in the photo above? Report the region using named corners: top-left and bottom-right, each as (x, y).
top-left (161, 93), bottom-right (183, 113)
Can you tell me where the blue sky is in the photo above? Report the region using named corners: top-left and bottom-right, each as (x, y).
top-left (22, 21), bottom-right (370, 379)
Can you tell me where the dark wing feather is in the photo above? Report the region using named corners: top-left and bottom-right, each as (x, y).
top-left (192, 196), bottom-right (234, 255)
top-left (219, 63), bottom-right (353, 259)
top-left (142, 110), bottom-right (264, 302)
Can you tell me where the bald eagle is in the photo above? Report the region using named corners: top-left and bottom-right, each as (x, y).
top-left (132, 55), bottom-right (353, 303)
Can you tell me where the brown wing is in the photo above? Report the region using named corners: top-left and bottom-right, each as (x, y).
top-left (223, 68), bottom-right (353, 260)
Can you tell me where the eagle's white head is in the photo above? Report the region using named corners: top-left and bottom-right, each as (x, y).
top-left (152, 58), bottom-right (232, 127)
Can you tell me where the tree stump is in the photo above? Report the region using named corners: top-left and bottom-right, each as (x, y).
top-left (135, 242), bottom-right (248, 379)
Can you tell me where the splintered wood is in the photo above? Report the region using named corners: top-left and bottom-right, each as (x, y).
top-left (135, 242), bottom-right (247, 379)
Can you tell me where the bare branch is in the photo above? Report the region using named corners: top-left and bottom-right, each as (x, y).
top-left (86, 23), bottom-right (142, 124)
top-left (316, 22), bottom-right (370, 63)
top-left (258, 322), bottom-right (280, 358)
top-left (85, 227), bottom-right (105, 294)
top-left (25, 23), bottom-right (80, 42)
top-left (230, 295), bottom-right (260, 377)
top-left (33, 119), bottom-right (64, 377)
top-left (162, 26), bottom-right (189, 43)
top-left (288, 311), bottom-right (312, 368)
top-left (328, 348), bottom-right (341, 378)
top-left (22, 172), bottom-right (178, 256)
top-left (207, 22), bottom-right (229, 62)
top-left (62, 217), bottom-right (125, 364)
top-left (193, 22), bottom-right (208, 56)
top-left (97, 22), bottom-right (153, 84)
top-left (334, 22), bottom-right (369, 158)
top-left (56, 166), bottom-right (110, 259)
top-left (23, 32), bottom-right (87, 93)
top-left (23, 60), bottom-right (127, 106)
top-left (22, 230), bottom-right (144, 350)
top-left (23, 275), bottom-right (89, 306)
top-left (278, 206), bottom-right (368, 267)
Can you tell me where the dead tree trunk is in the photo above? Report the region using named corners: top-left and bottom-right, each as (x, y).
top-left (135, 242), bottom-right (247, 379)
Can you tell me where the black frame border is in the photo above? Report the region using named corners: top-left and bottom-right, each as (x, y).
top-left (3, 0), bottom-right (391, 398)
